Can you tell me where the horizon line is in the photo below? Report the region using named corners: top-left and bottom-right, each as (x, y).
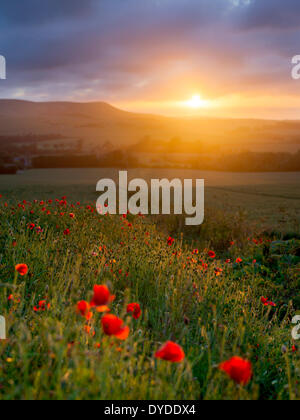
top-left (0, 98), bottom-right (299, 123)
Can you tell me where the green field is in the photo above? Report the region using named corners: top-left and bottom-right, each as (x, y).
top-left (0, 168), bottom-right (299, 400)
top-left (1, 168), bottom-right (300, 232)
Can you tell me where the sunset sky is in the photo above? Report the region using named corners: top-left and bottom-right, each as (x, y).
top-left (0, 0), bottom-right (299, 119)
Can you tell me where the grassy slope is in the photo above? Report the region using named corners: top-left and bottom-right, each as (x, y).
top-left (0, 196), bottom-right (299, 400)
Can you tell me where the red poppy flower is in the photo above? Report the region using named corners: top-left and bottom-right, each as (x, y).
top-left (64, 229), bottom-right (70, 236)
top-left (236, 258), bottom-right (243, 264)
top-left (215, 268), bottom-right (223, 276)
top-left (15, 264), bottom-right (28, 276)
top-left (34, 300), bottom-right (50, 312)
top-left (90, 285), bottom-right (115, 312)
top-left (155, 341), bottom-right (185, 363)
top-left (127, 303), bottom-right (141, 320)
top-left (77, 300), bottom-right (93, 320)
top-left (167, 237), bottom-right (175, 246)
top-left (219, 356), bottom-right (253, 385)
top-left (101, 314), bottom-right (129, 340)
top-left (261, 297), bottom-right (268, 305)
top-left (69, 213), bottom-right (75, 219)
top-left (261, 297), bottom-right (276, 307)
top-left (208, 251), bottom-right (216, 259)
top-left (84, 325), bottom-right (95, 336)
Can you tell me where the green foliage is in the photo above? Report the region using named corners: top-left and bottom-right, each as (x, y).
top-left (0, 198), bottom-right (299, 400)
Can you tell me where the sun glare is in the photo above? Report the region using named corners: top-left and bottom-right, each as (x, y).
top-left (185, 94), bottom-right (208, 109)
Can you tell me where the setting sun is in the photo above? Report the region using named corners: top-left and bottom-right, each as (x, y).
top-left (185, 95), bottom-right (208, 109)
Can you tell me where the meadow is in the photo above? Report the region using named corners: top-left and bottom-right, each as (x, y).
top-left (0, 168), bottom-right (299, 400)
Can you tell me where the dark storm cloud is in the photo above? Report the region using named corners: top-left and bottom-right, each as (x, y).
top-left (235, 0), bottom-right (300, 30)
top-left (0, 0), bottom-right (97, 25)
top-left (0, 0), bottom-right (298, 106)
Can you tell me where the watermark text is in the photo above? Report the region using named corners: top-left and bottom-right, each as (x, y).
top-left (96, 171), bottom-right (204, 226)
top-left (0, 315), bottom-right (6, 340)
top-left (292, 315), bottom-right (300, 340)
top-left (0, 55), bottom-right (6, 80)
top-left (292, 55), bottom-right (300, 80)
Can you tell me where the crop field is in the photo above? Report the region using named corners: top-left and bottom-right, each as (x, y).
top-left (0, 168), bottom-right (299, 231)
top-left (0, 168), bottom-right (299, 400)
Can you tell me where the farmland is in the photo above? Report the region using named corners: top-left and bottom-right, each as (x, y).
top-left (0, 168), bottom-right (299, 231)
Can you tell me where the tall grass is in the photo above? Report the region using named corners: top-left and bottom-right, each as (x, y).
top-left (0, 197), bottom-right (299, 400)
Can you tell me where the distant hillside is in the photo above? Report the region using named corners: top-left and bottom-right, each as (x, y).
top-left (0, 100), bottom-right (299, 152)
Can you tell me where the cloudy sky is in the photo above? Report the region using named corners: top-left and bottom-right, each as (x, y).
top-left (0, 0), bottom-right (299, 118)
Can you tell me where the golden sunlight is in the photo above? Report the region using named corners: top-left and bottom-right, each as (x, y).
top-left (184, 94), bottom-right (208, 109)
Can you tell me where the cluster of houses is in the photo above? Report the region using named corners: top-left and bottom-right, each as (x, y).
top-left (0, 137), bottom-right (82, 174)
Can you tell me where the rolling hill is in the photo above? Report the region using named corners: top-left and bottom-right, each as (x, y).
top-left (0, 99), bottom-right (299, 152)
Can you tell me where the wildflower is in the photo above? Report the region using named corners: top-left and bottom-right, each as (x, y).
top-left (219, 356), bottom-right (253, 385)
top-left (215, 268), bottom-right (223, 276)
top-left (69, 213), bottom-right (75, 219)
top-left (101, 314), bottom-right (129, 340)
top-left (167, 237), bottom-right (175, 246)
top-left (15, 264), bottom-right (28, 276)
top-left (208, 251), bottom-right (216, 259)
top-left (36, 226), bottom-right (43, 234)
top-left (192, 249), bottom-right (199, 255)
top-left (236, 258), bottom-right (243, 264)
top-left (261, 297), bottom-right (268, 305)
top-left (261, 297), bottom-right (276, 307)
top-left (90, 285), bottom-right (115, 312)
top-left (77, 301), bottom-right (93, 320)
top-left (34, 300), bottom-right (50, 312)
top-left (127, 303), bottom-right (141, 320)
top-left (155, 341), bottom-right (185, 363)
top-left (64, 229), bottom-right (70, 236)
top-left (84, 325), bottom-right (95, 336)
top-left (292, 345), bottom-right (297, 353)
top-left (8, 294), bottom-right (20, 304)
